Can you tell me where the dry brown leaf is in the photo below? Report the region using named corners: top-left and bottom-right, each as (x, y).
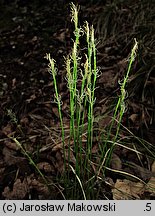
top-left (51, 107), bottom-right (59, 118)
top-left (112, 179), bottom-right (145, 200)
top-left (98, 70), bottom-right (118, 88)
top-left (129, 101), bottom-right (140, 113)
top-left (2, 178), bottom-right (29, 199)
top-left (145, 177), bottom-right (155, 195)
top-left (151, 161), bottom-right (155, 173)
top-left (3, 147), bottom-right (19, 166)
top-left (27, 177), bottom-right (50, 199)
top-left (2, 146), bottom-right (31, 174)
top-left (110, 153), bottom-right (122, 170)
top-left (126, 162), bottom-right (152, 181)
top-left (37, 162), bottom-right (55, 173)
top-left (20, 116), bottom-right (29, 126)
top-left (4, 140), bottom-right (20, 151)
top-left (129, 113), bottom-right (139, 123)
top-left (97, 115), bottom-right (112, 129)
top-left (2, 123), bottom-right (13, 136)
top-left (2, 146), bottom-right (27, 166)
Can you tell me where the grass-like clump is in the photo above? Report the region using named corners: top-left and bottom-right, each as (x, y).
top-left (46, 3), bottom-right (138, 199)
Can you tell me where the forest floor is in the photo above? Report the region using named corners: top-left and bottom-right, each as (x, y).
top-left (0, 0), bottom-right (155, 199)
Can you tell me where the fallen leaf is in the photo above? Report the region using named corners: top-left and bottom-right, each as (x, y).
top-left (27, 176), bottom-right (50, 199)
top-left (110, 153), bottom-right (122, 170)
top-left (37, 162), bottom-right (55, 173)
top-left (2, 124), bottom-right (13, 136)
top-left (125, 162), bottom-right (152, 181)
top-left (145, 177), bottom-right (155, 195)
top-left (112, 179), bottom-right (145, 200)
top-left (2, 178), bottom-right (29, 199)
top-left (4, 140), bottom-right (20, 151)
top-left (129, 113), bottom-right (139, 123)
top-left (3, 147), bottom-right (20, 166)
top-left (20, 116), bottom-right (29, 126)
top-left (2, 146), bottom-right (31, 174)
top-left (151, 161), bottom-right (155, 173)
top-left (98, 70), bottom-right (118, 89)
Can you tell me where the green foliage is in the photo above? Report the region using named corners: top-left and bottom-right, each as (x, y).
top-left (46, 3), bottom-right (138, 199)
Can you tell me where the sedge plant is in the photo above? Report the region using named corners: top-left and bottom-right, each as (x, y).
top-left (47, 3), bottom-right (138, 199)
top-left (6, 3), bottom-right (140, 200)
top-left (46, 3), bottom-right (98, 199)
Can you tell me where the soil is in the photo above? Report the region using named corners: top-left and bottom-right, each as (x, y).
top-left (0, 0), bottom-right (155, 199)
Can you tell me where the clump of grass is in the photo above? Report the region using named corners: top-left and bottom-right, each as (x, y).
top-left (46, 3), bottom-right (98, 199)
top-left (6, 2), bottom-right (139, 200)
top-left (46, 2), bottom-right (139, 199)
